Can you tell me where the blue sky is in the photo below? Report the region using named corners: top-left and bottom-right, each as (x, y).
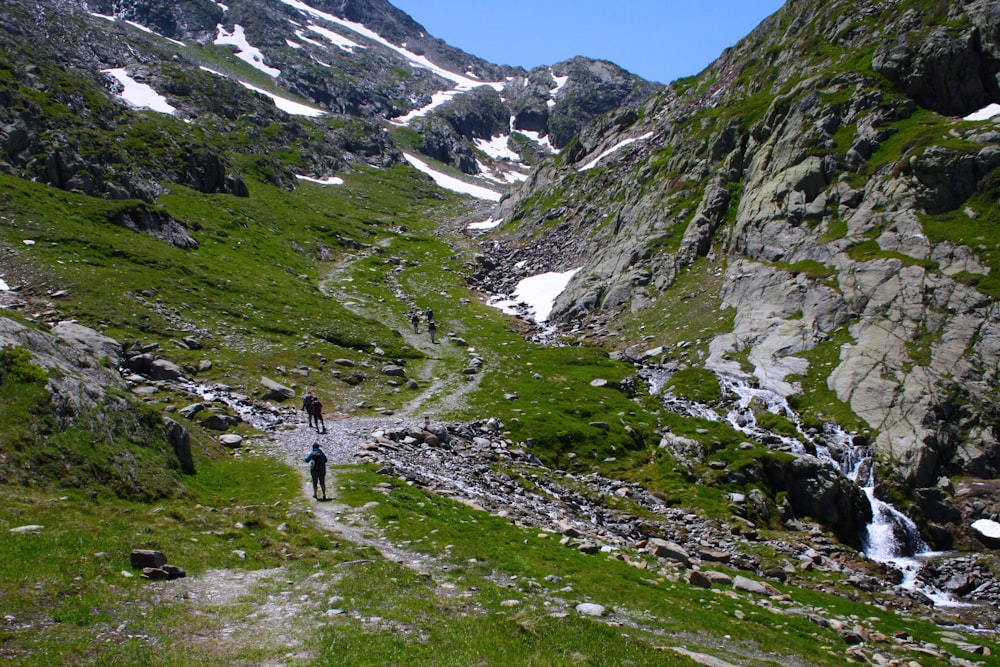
top-left (389, 0), bottom-right (786, 84)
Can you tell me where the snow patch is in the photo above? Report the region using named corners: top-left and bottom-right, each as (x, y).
top-left (467, 218), bottom-right (503, 231)
top-left (580, 132), bottom-right (654, 171)
top-left (215, 24), bottom-right (281, 77)
top-left (403, 153), bottom-right (501, 202)
top-left (307, 24), bottom-right (364, 52)
top-left (490, 268), bottom-right (582, 323)
top-left (103, 68), bottom-right (177, 115)
top-left (475, 135), bottom-right (522, 162)
top-left (972, 518), bottom-right (1000, 539)
top-left (965, 103), bottom-right (1000, 121)
top-left (296, 174), bottom-right (344, 186)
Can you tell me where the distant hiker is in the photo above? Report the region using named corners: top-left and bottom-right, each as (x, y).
top-left (411, 311), bottom-right (420, 333)
top-left (302, 390), bottom-right (316, 428)
top-left (304, 443), bottom-right (327, 500)
top-left (310, 394), bottom-right (326, 434)
top-left (428, 319), bottom-right (437, 343)
top-left (425, 308), bottom-right (433, 322)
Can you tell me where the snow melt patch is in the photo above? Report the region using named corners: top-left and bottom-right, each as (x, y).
top-left (307, 24), bottom-right (364, 52)
top-left (467, 218), bottom-right (503, 231)
top-left (973, 518), bottom-right (1000, 539)
top-left (296, 174), bottom-right (344, 186)
top-left (103, 68), bottom-right (177, 115)
top-left (200, 68), bottom-right (325, 117)
top-left (403, 153), bottom-right (501, 201)
top-left (965, 103), bottom-right (1000, 121)
top-left (580, 132), bottom-right (654, 171)
top-left (475, 135), bottom-right (522, 162)
top-left (215, 24), bottom-right (281, 77)
top-left (490, 268), bottom-right (581, 323)
top-left (0, 277), bottom-right (9, 291)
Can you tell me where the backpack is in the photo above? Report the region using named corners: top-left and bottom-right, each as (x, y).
top-left (308, 448), bottom-right (327, 468)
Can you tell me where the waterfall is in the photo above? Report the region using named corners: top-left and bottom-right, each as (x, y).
top-left (643, 366), bottom-right (962, 606)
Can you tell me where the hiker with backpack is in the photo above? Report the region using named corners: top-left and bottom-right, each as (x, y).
top-left (304, 443), bottom-right (328, 500)
top-left (310, 393), bottom-right (326, 434)
top-left (302, 390), bottom-right (316, 429)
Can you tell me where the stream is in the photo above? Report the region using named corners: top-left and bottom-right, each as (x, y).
top-left (641, 366), bottom-right (965, 607)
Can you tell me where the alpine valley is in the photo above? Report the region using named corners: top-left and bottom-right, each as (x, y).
top-left (1, 0), bottom-right (1000, 665)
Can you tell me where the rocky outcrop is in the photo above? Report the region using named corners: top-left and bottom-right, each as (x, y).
top-left (0, 317), bottom-right (126, 418)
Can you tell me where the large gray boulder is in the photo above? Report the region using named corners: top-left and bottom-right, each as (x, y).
top-left (764, 455), bottom-right (873, 550)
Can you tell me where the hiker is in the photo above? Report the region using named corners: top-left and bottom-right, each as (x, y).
top-left (425, 308), bottom-right (433, 322)
top-left (411, 311), bottom-right (420, 333)
top-left (302, 390), bottom-right (316, 429)
top-left (428, 319), bottom-right (437, 343)
top-left (304, 443), bottom-right (327, 500)
top-left (310, 393), bottom-right (326, 434)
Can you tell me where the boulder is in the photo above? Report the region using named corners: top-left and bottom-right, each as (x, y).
top-left (646, 538), bottom-right (691, 567)
top-left (150, 358), bottom-right (183, 381)
top-left (733, 575), bottom-right (781, 597)
top-left (130, 549), bottom-right (167, 569)
top-left (163, 418), bottom-right (195, 474)
top-left (260, 376), bottom-right (294, 401)
top-left (765, 455), bottom-right (872, 549)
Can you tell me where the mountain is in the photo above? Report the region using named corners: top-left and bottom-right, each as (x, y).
top-left (2, 0), bottom-right (1000, 663)
top-left (0, 0), bottom-right (659, 199)
top-left (486, 0), bottom-right (1000, 495)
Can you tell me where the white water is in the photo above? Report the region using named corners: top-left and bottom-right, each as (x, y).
top-left (645, 367), bottom-right (964, 606)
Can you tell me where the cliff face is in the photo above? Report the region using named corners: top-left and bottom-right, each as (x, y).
top-left (491, 0), bottom-right (1000, 487)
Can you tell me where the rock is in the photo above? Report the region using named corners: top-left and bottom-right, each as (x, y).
top-left (702, 571), bottom-right (733, 586)
top-left (149, 358), bottom-right (183, 381)
top-left (381, 364), bottom-right (406, 377)
top-left (574, 603), bottom-right (608, 617)
top-left (668, 647), bottom-right (741, 667)
top-left (647, 538), bottom-right (691, 567)
top-left (9, 525), bottom-right (44, 534)
top-left (260, 376), bottom-right (294, 401)
top-left (687, 570), bottom-right (713, 589)
top-left (202, 414), bottom-right (240, 431)
top-left (733, 575), bottom-right (781, 596)
top-left (219, 434), bottom-right (244, 448)
top-left (130, 549), bottom-right (167, 569)
top-left (915, 487), bottom-right (961, 524)
top-left (764, 455), bottom-right (872, 549)
top-left (178, 403), bottom-right (204, 419)
top-left (163, 417), bottom-right (195, 474)
top-left (142, 567), bottom-right (170, 580)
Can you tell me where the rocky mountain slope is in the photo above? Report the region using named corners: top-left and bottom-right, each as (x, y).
top-left (485, 0), bottom-right (1000, 505)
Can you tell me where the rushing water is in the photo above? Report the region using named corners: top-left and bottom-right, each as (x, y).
top-left (643, 366), bottom-right (966, 606)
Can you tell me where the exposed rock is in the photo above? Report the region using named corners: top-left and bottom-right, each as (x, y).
top-left (260, 377), bottom-right (295, 401)
top-left (130, 549), bottom-right (167, 569)
top-left (732, 575), bottom-right (781, 597)
top-left (163, 418), bottom-right (195, 474)
top-left (574, 602), bottom-right (608, 617)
